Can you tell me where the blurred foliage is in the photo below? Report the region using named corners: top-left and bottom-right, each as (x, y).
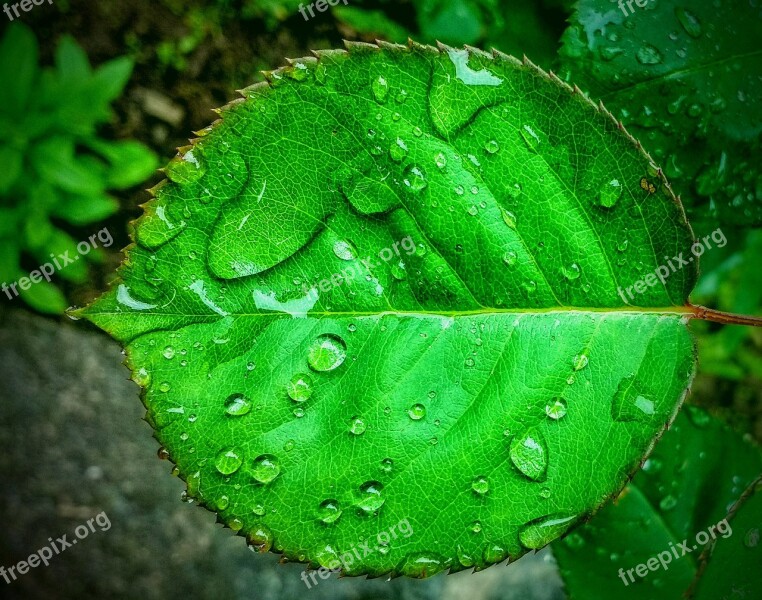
top-left (0, 23), bottom-right (158, 314)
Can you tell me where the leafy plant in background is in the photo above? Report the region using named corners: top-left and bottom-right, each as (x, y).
top-left (79, 25), bottom-right (762, 596)
top-left (0, 24), bottom-right (157, 314)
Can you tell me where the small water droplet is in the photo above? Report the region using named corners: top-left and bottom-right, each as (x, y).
top-left (675, 7), bottom-right (702, 38)
top-left (503, 250), bottom-right (518, 266)
top-left (659, 494), bottom-right (677, 511)
top-left (358, 481), bottom-right (385, 514)
top-left (545, 398), bottom-right (568, 420)
top-left (317, 499), bottom-right (342, 524)
top-left (403, 165), bottom-right (427, 192)
top-left (434, 152), bottom-right (447, 169)
top-left (215, 448), bottom-right (243, 475)
top-left (389, 138), bottom-right (408, 162)
top-left (408, 403), bottom-right (426, 420)
top-left (287, 373), bottom-right (313, 402)
top-left (333, 240), bottom-right (357, 261)
top-left (371, 75), bottom-right (389, 103)
top-left (744, 528), bottom-right (759, 548)
top-left (509, 429), bottom-right (548, 481)
top-left (380, 458), bottom-right (394, 473)
top-left (471, 476), bottom-right (489, 495)
top-left (349, 415), bottom-right (367, 435)
top-left (562, 264), bottom-right (581, 281)
top-left (501, 208), bottom-right (517, 229)
top-left (520, 125), bottom-right (541, 151)
top-left (307, 334), bottom-right (347, 372)
top-left (598, 179), bottom-right (622, 208)
top-left (251, 454), bottom-right (281, 484)
top-left (573, 353), bottom-right (589, 371)
top-left (484, 139), bottom-right (500, 154)
top-left (636, 45), bottom-right (663, 65)
top-left (470, 520), bottom-right (482, 533)
top-left (540, 487), bottom-right (552, 499)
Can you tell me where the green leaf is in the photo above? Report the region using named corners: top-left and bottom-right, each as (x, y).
top-left (689, 477), bottom-right (762, 600)
top-left (18, 278), bottom-right (68, 314)
top-left (0, 143), bottom-right (23, 194)
top-left (333, 6), bottom-right (411, 44)
top-left (81, 43), bottom-right (701, 577)
top-left (39, 229), bottom-right (89, 284)
top-left (552, 407), bottom-right (762, 598)
top-left (0, 23), bottom-right (38, 115)
top-left (559, 0), bottom-right (762, 228)
top-left (31, 137), bottom-right (106, 196)
top-left (55, 34), bottom-right (92, 85)
top-left (88, 56), bottom-right (134, 105)
top-left (53, 194), bottom-right (120, 226)
top-left (88, 139), bottom-right (159, 189)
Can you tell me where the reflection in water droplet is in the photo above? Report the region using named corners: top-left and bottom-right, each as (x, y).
top-left (349, 415), bottom-right (367, 435)
top-left (215, 448), bottom-right (243, 475)
top-left (519, 514), bottom-right (578, 549)
top-left (251, 454), bottom-right (281, 484)
top-left (317, 499), bottom-right (342, 524)
top-left (545, 398), bottom-right (567, 420)
top-left (371, 75), bottom-right (389, 103)
top-left (358, 481), bottom-right (385, 514)
top-left (471, 476), bottom-right (489, 495)
top-left (333, 240), bottom-right (357, 261)
top-left (509, 429), bottom-right (548, 481)
top-left (287, 373), bottom-right (313, 402)
top-left (307, 334), bottom-right (347, 372)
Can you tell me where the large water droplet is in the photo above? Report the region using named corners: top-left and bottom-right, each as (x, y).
top-left (358, 481), bottom-right (385, 514)
top-left (573, 352), bottom-right (589, 371)
top-left (562, 263), bottom-right (581, 281)
top-left (501, 208), bottom-right (517, 229)
top-left (307, 334), bottom-right (347, 372)
top-left (408, 403), bottom-right (426, 420)
top-left (389, 138), bottom-right (408, 162)
top-left (166, 150), bottom-right (206, 185)
top-left (519, 514), bottom-right (578, 549)
top-left (317, 499), bottom-right (342, 524)
top-left (224, 393), bottom-right (252, 416)
top-left (215, 448), bottom-right (243, 475)
top-left (399, 552), bottom-right (448, 577)
top-left (251, 454), bottom-right (281, 484)
top-left (484, 139), bottom-right (500, 154)
top-left (247, 525), bottom-right (273, 552)
top-left (509, 429), bottom-right (548, 481)
top-left (434, 152), bottom-right (447, 169)
top-left (287, 373), bottom-right (313, 402)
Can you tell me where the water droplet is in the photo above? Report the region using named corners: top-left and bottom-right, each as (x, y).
top-left (562, 264), bottom-right (581, 281)
top-left (470, 520), bottom-right (482, 533)
top-left (333, 240), bottom-right (357, 261)
top-left (456, 545), bottom-right (475, 567)
top-left (217, 495), bottom-right (230, 510)
top-left (224, 393), bottom-right (252, 416)
top-left (399, 553), bottom-right (447, 577)
top-left (251, 454), bottom-right (281, 484)
top-left (471, 476), bottom-right (489, 495)
top-left (163, 346), bottom-right (175, 359)
top-left (573, 353), bottom-right (589, 371)
top-left (522, 280), bottom-right (537, 295)
top-left (408, 403), bottom-right (426, 420)
top-left (470, 185), bottom-right (479, 195)
top-left (601, 46), bottom-right (624, 61)
top-left (293, 407), bottom-right (305, 418)
top-left (166, 150), bottom-right (206, 185)
top-left (396, 89), bottom-right (408, 103)
top-left (358, 481), bottom-right (385, 514)
top-left (675, 7), bottom-right (702, 38)
top-left (307, 334), bottom-right (347, 372)
top-left (371, 75), bottom-right (389, 103)
top-left (636, 45), bottom-right (663, 65)
top-left (283, 439), bottom-right (295, 452)
top-left (215, 448), bottom-right (243, 475)
top-left (484, 139), bottom-right (500, 154)
top-left (287, 373), bottom-right (313, 402)
top-left (519, 514), bottom-right (579, 549)
top-left (503, 250), bottom-right (518, 267)
top-left (659, 495), bottom-right (677, 511)
top-left (520, 125), bottom-right (541, 151)
top-left (545, 398), bottom-right (568, 420)
top-left (252, 503), bottom-right (266, 516)
top-left (389, 138), bottom-right (408, 162)
top-left (412, 126), bottom-right (423, 137)
top-left (467, 205), bottom-right (478, 216)
top-left (247, 525), bottom-right (273, 552)
top-left (598, 179), bottom-right (622, 208)
top-left (159, 382), bottom-right (171, 393)
top-left (349, 415), bottom-right (367, 435)
top-left (612, 375), bottom-right (655, 421)
top-left (317, 499), bottom-right (342, 524)
top-left (744, 528), bottom-right (759, 548)
top-left (391, 260), bottom-right (407, 280)
top-left (540, 487), bottom-right (552, 499)
top-left (380, 458), bottom-right (394, 473)
top-left (464, 357), bottom-right (475, 368)
top-left (435, 152), bottom-right (447, 169)
top-left (501, 208), bottom-right (517, 229)
top-left (403, 165), bottom-right (427, 192)
top-left (509, 429), bottom-right (548, 481)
